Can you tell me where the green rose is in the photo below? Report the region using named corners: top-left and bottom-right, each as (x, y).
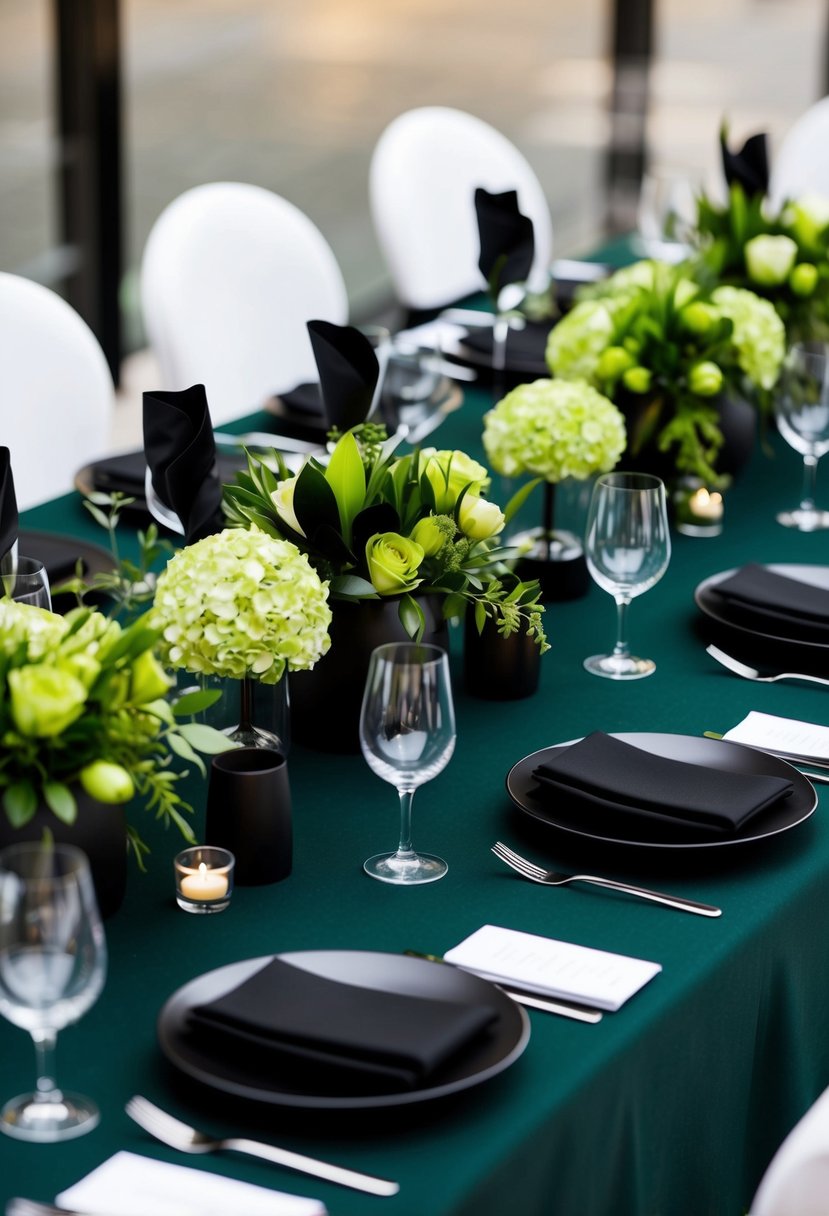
top-left (8, 664), bottom-right (88, 738)
top-left (129, 650), bottom-right (172, 705)
top-left (458, 495), bottom-right (505, 541)
top-left (79, 760), bottom-right (135, 804)
top-left (790, 262), bottom-right (819, 297)
top-left (744, 235), bottom-right (798, 287)
top-left (421, 450), bottom-right (489, 512)
top-left (689, 361), bottom-right (724, 397)
top-left (365, 532), bottom-right (425, 595)
top-left (622, 366), bottom-right (652, 394)
top-left (410, 515), bottom-right (451, 556)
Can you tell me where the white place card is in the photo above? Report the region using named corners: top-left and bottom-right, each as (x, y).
top-left (444, 924), bottom-right (662, 1012)
top-left (723, 711), bottom-right (829, 764)
top-left (57, 1151), bottom-right (327, 1216)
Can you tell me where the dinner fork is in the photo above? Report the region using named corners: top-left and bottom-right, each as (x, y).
top-left (706, 644), bottom-right (829, 687)
top-left (125, 1095), bottom-right (399, 1197)
top-left (491, 842), bottom-right (722, 917)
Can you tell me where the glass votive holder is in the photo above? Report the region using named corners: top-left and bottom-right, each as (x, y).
top-left (673, 477), bottom-right (725, 537)
top-left (174, 846), bottom-right (235, 914)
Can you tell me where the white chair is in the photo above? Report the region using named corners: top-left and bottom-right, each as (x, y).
top-left (769, 96), bottom-right (829, 207)
top-left (0, 272), bottom-right (114, 510)
top-left (750, 1084), bottom-right (829, 1215)
top-left (140, 182), bottom-right (349, 424)
top-left (369, 106), bottom-right (554, 313)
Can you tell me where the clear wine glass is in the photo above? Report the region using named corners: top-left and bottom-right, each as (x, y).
top-left (774, 341), bottom-right (829, 530)
top-left (0, 843), bottom-right (107, 1141)
top-left (636, 167), bottom-right (697, 262)
top-left (584, 471), bottom-right (671, 680)
top-left (360, 642), bottom-right (456, 885)
top-left (1, 555), bottom-right (51, 609)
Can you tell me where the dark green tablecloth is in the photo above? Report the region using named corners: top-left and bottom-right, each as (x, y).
top-left (3, 389), bottom-right (829, 1216)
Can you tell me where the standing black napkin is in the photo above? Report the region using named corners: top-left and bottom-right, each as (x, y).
top-left (711, 563), bottom-right (829, 640)
top-left (143, 384), bottom-right (225, 544)
top-left (0, 447), bottom-right (18, 563)
top-left (307, 321), bottom-right (379, 433)
top-left (720, 124), bottom-right (769, 199)
top-left (474, 187), bottom-right (535, 298)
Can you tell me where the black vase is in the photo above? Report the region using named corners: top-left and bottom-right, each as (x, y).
top-left (463, 610), bottom-right (541, 700)
top-left (205, 747), bottom-right (292, 885)
top-left (619, 390), bottom-right (756, 482)
top-left (289, 596), bottom-right (450, 753)
top-left (0, 790), bottom-right (127, 918)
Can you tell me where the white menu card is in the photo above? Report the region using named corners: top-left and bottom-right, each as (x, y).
top-left (444, 924), bottom-right (662, 1012)
top-left (724, 711), bottom-right (829, 764)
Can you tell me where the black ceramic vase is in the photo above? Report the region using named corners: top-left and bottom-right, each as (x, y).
top-left (463, 609), bottom-right (541, 700)
top-left (289, 596), bottom-right (450, 753)
top-left (0, 789), bottom-right (128, 918)
top-left (619, 389), bottom-right (756, 482)
top-left (205, 747), bottom-right (292, 885)
top-left (513, 481), bottom-right (590, 602)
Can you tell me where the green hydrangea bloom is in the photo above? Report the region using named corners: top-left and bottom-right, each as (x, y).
top-left (483, 379), bottom-right (627, 482)
top-left (545, 300), bottom-right (617, 380)
top-left (711, 285), bottom-right (786, 390)
top-left (151, 528), bottom-right (332, 685)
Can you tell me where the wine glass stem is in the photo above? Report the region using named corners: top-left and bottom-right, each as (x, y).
top-left (613, 596), bottom-right (631, 659)
top-left (395, 788), bottom-right (416, 858)
top-left (32, 1029), bottom-right (62, 1102)
top-left (801, 454), bottom-right (819, 511)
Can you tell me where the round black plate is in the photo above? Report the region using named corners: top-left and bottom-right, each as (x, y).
top-left (19, 529), bottom-right (115, 612)
top-left (695, 564), bottom-right (829, 666)
top-left (456, 321), bottom-right (550, 376)
top-left (506, 732), bottom-right (817, 850)
top-left (157, 950), bottom-right (530, 1109)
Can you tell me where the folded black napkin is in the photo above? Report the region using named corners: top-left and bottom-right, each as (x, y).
top-left (189, 957), bottom-right (496, 1092)
top-left (0, 447), bottom-right (18, 563)
top-left (143, 384), bottom-right (225, 544)
top-left (474, 188), bottom-right (535, 299)
top-left (720, 126), bottom-right (769, 199)
top-left (531, 732), bottom-right (792, 835)
top-left (277, 381), bottom-right (324, 419)
top-left (307, 321), bottom-right (380, 432)
top-left (711, 563), bottom-right (829, 641)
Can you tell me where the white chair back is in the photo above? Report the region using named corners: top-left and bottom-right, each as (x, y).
top-left (769, 96), bottom-right (829, 207)
top-left (750, 1085), bottom-right (829, 1216)
top-left (0, 272), bottom-right (114, 510)
top-left (140, 182), bottom-right (349, 424)
top-left (369, 106), bottom-right (553, 311)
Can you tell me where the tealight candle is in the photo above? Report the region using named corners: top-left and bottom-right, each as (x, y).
top-left (174, 846), bottom-right (235, 914)
top-left (673, 479), bottom-right (725, 537)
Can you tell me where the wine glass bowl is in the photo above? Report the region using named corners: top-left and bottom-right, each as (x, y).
top-left (584, 472), bottom-right (671, 680)
top-left (0, 843), bottom-right (107, 1141)
top-left (0, 555), bottom-right (52, 610)
top-left (774, 341), bottom-right (829, 530)
top-left (360, 642), bottom-right (456, 885)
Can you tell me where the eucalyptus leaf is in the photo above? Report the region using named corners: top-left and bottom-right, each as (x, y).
top-left (172, 688), bottom-right (223, 716)
top-left (3, 781), bottom-right (37, 828)
top-left (43, 781), bottom-right (77, 825)
top-left (176, 723), bottom-right (239, 753)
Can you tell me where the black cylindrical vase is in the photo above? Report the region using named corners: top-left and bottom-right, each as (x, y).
top-left (463, 610), bottom-right (541, 700)
top-left (205, 747), bottom-right (292, 885)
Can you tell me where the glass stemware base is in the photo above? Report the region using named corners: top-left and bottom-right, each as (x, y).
top-left (776, 506), bottom-right (829, 531)
top-left (1, 1089), bottom-right (99, 1142)
top-left (363, 850), bottom-right (448, 885)
top-left (584, 652), bottom-right (656, 680)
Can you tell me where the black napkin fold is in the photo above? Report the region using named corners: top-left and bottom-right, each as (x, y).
top-left (277, 381), bottom-right (324, 419)
top-left (531, 732), bottom-right (792, 835)
top-left (0, 447), bottom-right (18, 564)
top-left (188, 957), bottom-right (496, 1092)
top-left (307, 321), bottom-right (379, 432)
top-left (143, 384), bottom-right (225, 544)
top-left (474, 188), bottom-right (535, 298)
top-left (711, 564), bottom-right (829, 641)
top-left (720, 126), bottom-right (769, 199)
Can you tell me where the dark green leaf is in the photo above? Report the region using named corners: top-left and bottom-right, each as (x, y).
top-left (294, 462), bottom-right (341, 536)
top-left (43, 781), bottom-right (77, 825)
top-left (3, 781), bottom-right (37, 828)
top-left (398, 594), bottom-right (426, 642)
top-left (172, 688), bottom-right (222, 716)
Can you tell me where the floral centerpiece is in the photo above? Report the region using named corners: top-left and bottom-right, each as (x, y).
top-left (482, 378), bottom-right (626, 599)
top-left (149, 526), bottom-right (332, 747)
top-left (0, 598), bottom-right (234, 868)
top-left (546, 260), bottom-right (785, 486)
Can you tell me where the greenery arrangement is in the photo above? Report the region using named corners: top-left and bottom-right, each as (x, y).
top-left (223, 426), bottom-right (548, 650)
top-left (546, 260), bottom-right (785, 485)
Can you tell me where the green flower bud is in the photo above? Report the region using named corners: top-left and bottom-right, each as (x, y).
top-left (129, 649), bottom-right (172, 705)
top-left (622, 366), bottom-right (653, 394)
top-left (79, 760), bottom-right (135, 804)
top-left (410, 515), bottom-right (450, 556)
top-left (623, 336), bottom-right (642, 356)
top-left (595, 346), bottom-right (634, 382)
top-left (421, 449), bottom-right (489, 512)
top-left (8, 664), bottom-right (87, 738)
top-left (681, 301), bottom-right (718, 336)
top-left (744, 235), bottom-right (798, 287)
top-left (457, 495), bottom-right (505, 541)
top-left (790, 262), bottom-right (819, 297)
top-left (785, 194), bottom-right (829, 254)
top-left (365, 532), bottom-right (425, 595)
top-left (270, 477), bottom-right (305, 537)
top-left (689, 361), bottom-right (724, 397)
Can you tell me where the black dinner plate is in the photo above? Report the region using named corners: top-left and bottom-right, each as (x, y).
top-left (695, 564), bottom-right (829, 668)
top-left (157, 950), bottom-right (530, 1110)
top-left (19, 529), bottom-right (116, 612)
top-left (506, 732), bottom-right (816, 850)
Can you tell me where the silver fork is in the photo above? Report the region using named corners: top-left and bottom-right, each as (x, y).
top-left (706, 644), bottom-right (829, 687)
top-left (125, 1095), bottom-right (399, 1197)
top-left (491, 842), bottom-right (721, 917)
